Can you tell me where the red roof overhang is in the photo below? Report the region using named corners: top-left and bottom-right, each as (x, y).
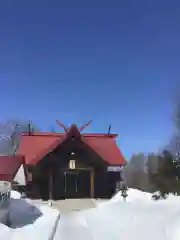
top-left (0, 155), bottom-right (27, 182)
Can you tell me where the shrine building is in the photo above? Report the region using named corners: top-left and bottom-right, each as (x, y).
top-left (0, 120), bottom-right (126, 200)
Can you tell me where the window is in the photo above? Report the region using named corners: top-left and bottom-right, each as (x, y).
top-left (28, 172), bottom-right (32, 182)
top-left (69, 160), bottom-right (76, 169)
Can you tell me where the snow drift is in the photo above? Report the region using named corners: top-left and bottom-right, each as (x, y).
top-left (53, 189), bottom-right (180, 240)
top-left (9, 198), bottom-right (42, 228)
top-left (10, 190), bottom-right (21, 199)
top-left (0, 191), bottom-right (60, 240)
top-left (111, 188), bottom-right (153, 202)
top-left (2, 189), bottom-right (180, 240)
top-left (80, 190), bottom-right (180, 240)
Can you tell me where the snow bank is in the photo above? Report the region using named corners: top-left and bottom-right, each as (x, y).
top-left (9, 198), bottom-right (42, 228)
top-left (3, 188), bottom-right (180, 240)
top-left (10, 190), bottom-right (21, 199)
top-left (82, 201), bottom-right (174, 240)
top-left (11, 205), bottom-right (60, 240)
top-left (79, 189), bottom-right (180, 240)
top-left (0, 196), bottom-right (60, 240)
top-left (111, 188), bottom-right (153, 202)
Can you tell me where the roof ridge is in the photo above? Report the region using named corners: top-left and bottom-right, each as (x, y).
top-left (22, 132), bottom-right (118, 138)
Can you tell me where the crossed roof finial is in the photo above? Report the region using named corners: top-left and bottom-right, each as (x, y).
top-left (55, 120), bottom-right (92, 133)
top-left (78, 120), bottom-right (92, 132)
top-left (56, 120), bottom-right (69, 132)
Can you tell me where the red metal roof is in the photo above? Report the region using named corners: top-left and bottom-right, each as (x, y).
top-left (17, 134), bottom-right (66, 165)
top-left (17, 126), bottom-right (126, 165)
top-left (83, 137), bottom-right (126, 165)
top-left (0, 155), bottom-right (26, 181)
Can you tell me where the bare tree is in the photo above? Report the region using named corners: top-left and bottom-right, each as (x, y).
top-left (146, 153), bottom-right (160, 176)
top-left (167, 95), bottom-right (180, 157)
top-left (151, 150), bottom-right (180, 195)
top-left (123, 152), bottom-right (159, 192)
top-left (123, 153), bottom-right (148, 191)
top-left (0, 119), bottom-right (40, 155)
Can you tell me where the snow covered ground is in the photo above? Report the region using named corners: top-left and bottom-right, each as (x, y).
top-left (1, 189), bottom-right (180, 239)
top-left (54, 189), bottom-right (180, 240)
top-left (0, 191), bottom-right (60, 240)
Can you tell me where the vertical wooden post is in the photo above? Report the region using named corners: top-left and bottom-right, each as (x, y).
top-left (90, 170), bottom-right (94, 198)
top-left (49, 169), bottom-right (53, 200)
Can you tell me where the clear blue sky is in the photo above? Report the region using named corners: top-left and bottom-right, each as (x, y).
top-left (0, 0), bottom-right (180, 159)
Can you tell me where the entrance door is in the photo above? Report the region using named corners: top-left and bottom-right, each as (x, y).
top-left (65, 171), bottom-right (77, 198)
top-left (53, 170), bottom-right (66, 200)
top-left (53, 170), bottom-right (92, 199)
top-left (77, 170), bottom-right (91, 198)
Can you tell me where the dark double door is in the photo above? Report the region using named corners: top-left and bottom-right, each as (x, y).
top-left (65, 171), bottom-right (78, 198)
top-left (53, 170), bottom-right (91, 199)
